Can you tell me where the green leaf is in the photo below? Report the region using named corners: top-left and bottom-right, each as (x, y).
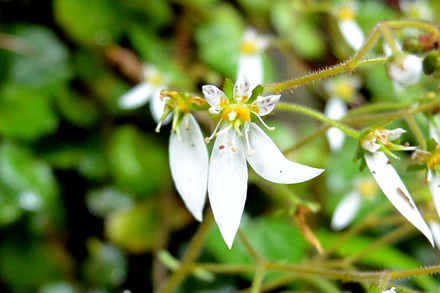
top-left (105, 201), bottom-right (160, 253)
top-left (248, 84), bottom-right (264, 103)
top-left (54, 0), bottom-right (123, 46)
top-left (222, 78), bottom-right (235, 100)
top-left (55, 88), bottom-right (99, 127)
top-left (0, 85), bottom-right (58, 140)
top-left (7, 25), bottom-right (72, 89)
top-left (368, 284), bottom-right (380, 293)
top-left (427, 138), bottom-right (438, 152)
top-left (195, 5), bottom-right (244, 78)
top-left (108, 125), bottom-right (169, 197)
top-left (406, 163), bottom-right (427, 172)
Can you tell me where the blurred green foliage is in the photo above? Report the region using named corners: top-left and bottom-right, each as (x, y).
top-left (1, 0), bottom-right (440, 292)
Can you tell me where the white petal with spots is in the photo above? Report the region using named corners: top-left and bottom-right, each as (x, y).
top-left (208, 129), bottom-right (248, 249)
top-left (202, 85), bottom-right (227, 112)
top-left (253, 95), bottom-right (281, 116)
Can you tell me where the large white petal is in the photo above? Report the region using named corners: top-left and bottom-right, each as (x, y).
top-left (247, 123), bottom-right (324, 184)
top-left (364, 151), bottom-right (433, 245)
top-left (388, 54), bottom-right (422, 86)
top-left (149, 89), bottom-right (172, 124)
top-left (169, 114), bottom-right (208, 221)
top-left (119, 82), bottom-right (153, 109)
top-left (208, 129), bottom-right (248, 248)
top-left (237, 55), bottom-right (263, 90)
top-left (331, 191), bottom-right (362, 230)
top-left (325, 97), bottom-right (348, 152)
top-left (338, 20), bottom-right (365, 51)
top-left (428, 170), bottom-right (440, 218)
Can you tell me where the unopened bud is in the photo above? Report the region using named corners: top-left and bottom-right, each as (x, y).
top-left (423, 50), bottom-right (440, 76)
top-left (387, 54), bottom-right (422, 86)
top-left (403, 37), bottom-right (421, 54)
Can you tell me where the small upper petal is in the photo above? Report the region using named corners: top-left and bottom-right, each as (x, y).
top-left (208, 129), bottom-right (248, 248)
top-left (331, 191), bottom-right (362, 230)
top-left (246, 123), bottom-right (324, 184)
top-left (234, 76), bottom-right (252, 102)
top-left (338, 20), bottom-right (365, 51)
top-left (428, 169), bottom-right (440, 218)
top-left (119, 82), bottom-right (153, 109)
top-left (169, 114), bottom-right (208, 221)
top-left (253, 95), bottom-right (281, 117)
top-left (364, 151), bottom-right (434, 245)
top-left (202, 85), bottom-right (228, 112)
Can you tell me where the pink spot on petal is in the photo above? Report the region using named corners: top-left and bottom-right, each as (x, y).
top-left (266, 98), bottom-right (271, 103)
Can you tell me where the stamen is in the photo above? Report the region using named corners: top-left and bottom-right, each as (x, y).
top-left (185, 115), bottom-right (190, 131)
top-left (252, 112), bottom-right (275, 131)
top-left (205, 120), bottom-right (223, 144)
top-left (215, 123), bottom-right (233, 137)
top-left (227, 141), bottom-right (233, 146)
top-left (244, 124), bottom-right (255, 157)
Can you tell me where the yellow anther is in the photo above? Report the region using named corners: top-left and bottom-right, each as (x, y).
top-left (241, 41), bottom-right (257, 54)
top-left (339, 6), bottom-right (356, 21)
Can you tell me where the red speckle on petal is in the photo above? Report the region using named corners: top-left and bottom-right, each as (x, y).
top-left (266, 98), bottom-right (271, 103)
top-left (219, 145), bottom-right (225, 150)
top-left (387, 160), bottom-right (391, 164)
top-left (263, 107), bottom-right (268, 111)
top-left (268, 103), bottom-right (273, 107)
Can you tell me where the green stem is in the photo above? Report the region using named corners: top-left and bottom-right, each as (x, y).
top-left (379, 24), bottom-right (400, 54)
top-left (390, 264), bottom-right (440, 279)
top-left (251, 262), bottom-right (266, 293)
top-left (263, 57), bottom-right (387, 94)
top-left (276, 102), bottom-right (360, 139)
top-left (405, 115), bottom-right (427, 149)
top-left (158, 212), bottom-right (214, 293)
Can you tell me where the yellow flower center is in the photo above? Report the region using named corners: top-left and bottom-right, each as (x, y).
top-left (357, 178), bottom-right (378, 199)
top-left (149, 73), bottom-right (164, 86)
top-left (221, 104), bottom-right (251, 122)
top-left (334, 82), bottom-right (354, 100)
top-left (428, 150), bottom-right (440, 170)
top-left (241, 41), bottom-right (257, 55)
top-left (339, 6), bottom-right (356, 21)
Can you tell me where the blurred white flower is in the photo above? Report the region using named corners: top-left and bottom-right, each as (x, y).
top-left (119, 65), bottom-right (171, 124)
top-left (381, 287), bottom-right (396, 293)
top-left (335, 2), bottom-right (365, 50)
top-left (331, 177), bottom-right (378, 230)
top-left (387, 54), bottom-right (423, 86)
top-left (203, 77), bottom-right (324, 248)
top-left (324, 76), bottom-right (362, 152)
top-left (237, 29), bottom-right (270, 89)
top-left (361, 128), bottom-right (433, 245)
top-left (401, 0), bottom-right (433, 21)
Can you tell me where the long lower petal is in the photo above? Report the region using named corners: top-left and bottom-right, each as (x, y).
top-left (208, 129), bottom-right (248, 248)
top-left (338, 20), bottom-right (365, 51)
top-left (119, 82), bottom-right (153, 109)
top-left (169, 114), bottom-right (208, 221)
top-left (247, 123), bottom-right (324, 184)
top-left (331, 191), bottom-right (362, 230)
top-left (237, 54), bottom-right (263, 90)
top-left (428, 170), bottom-right (440, 218)
top-left (364, 151), bottom-right (433, 245)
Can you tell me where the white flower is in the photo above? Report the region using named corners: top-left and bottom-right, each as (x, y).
top-left (331, 177), bottom-right (377, 230)
top-left (429, 221), bottom-right (440, 248)
top-left (119, 65), bottom-right (171, 124)
top-left (203, 78), bottom-right (324, 248)
top-left (382, 287), bottom-right (396, 293)
top-left (336, 2), bottom-right (365, 50)
top-left (169, 113), bottom-right (209, 221)
top-left (401, 0), bottom-right (434, 21)
top-left (387, 54), bottom-right (423, 86)
top-left (237, 29), bottom-right (270, 90)
top-left (361, 129), bottom-right (434, 245)
top-left (323, 76), bottom-right (362, 152)
top-left (331, 190), bottom-right (362, 230)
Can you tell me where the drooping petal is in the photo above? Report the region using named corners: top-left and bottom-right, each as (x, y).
top-left (338, 20), bottom-right (365, 51)
top-left (119, 82), bottom-right (153, 109)
top-left (364, 151), bottom-right (434, 245)
top-left (331, 191), bottom-right (362, 230)
top-left (149, 89), bottom-right (172, 124)
top-left (325, 97), bottom-right (348, 152)
top-left (169, 114), bottom-right (209, 221)
top-left (429, 122), bottom-right (439, 142)
top-left (246, 123), bottom-right (324, 184)
top-left (237, 54), bottom-right (263, 90)
top-left (202, 85), bottom-right (228, 113)
top-left (428, 169), bottom-right (440, 218)
top-left (429, 221), bottom-right (440, 248)
top-left (233, 76), bottom-right (252, 103)
top-left (253, 95), bottom-right (281, 116)
top-left (208, 129), bottom-right (248, 248)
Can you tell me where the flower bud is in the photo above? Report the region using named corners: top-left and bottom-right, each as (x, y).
top-left (403, 37), bottom-right (421, 53)
top-left (423, 50), bottom-right (440, 76)
top-left (387, 54), bottom-right (422, 86)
